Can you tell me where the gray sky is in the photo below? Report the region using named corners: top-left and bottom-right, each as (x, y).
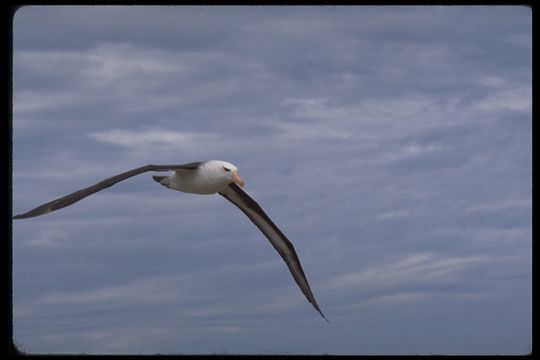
top-left (12, 6), bottom-right (531, 355)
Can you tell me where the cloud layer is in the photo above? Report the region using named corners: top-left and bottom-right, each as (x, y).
top-left (12, 6), bottom-right (531, 355)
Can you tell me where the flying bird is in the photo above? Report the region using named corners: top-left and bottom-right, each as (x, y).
top-left (13, 160), bottom-right (328, 321)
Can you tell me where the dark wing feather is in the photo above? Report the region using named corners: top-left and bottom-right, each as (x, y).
top-left (13, 163), bottom-right (201, 219)
top-left (219, 183), bottom-right (328, 321)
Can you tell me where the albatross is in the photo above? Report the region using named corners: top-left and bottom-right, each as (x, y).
top-left (13, 160), bottom-right (328, 321)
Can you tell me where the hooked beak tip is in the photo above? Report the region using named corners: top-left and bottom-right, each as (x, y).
top-left (232, 171), bottom-right (245, 188)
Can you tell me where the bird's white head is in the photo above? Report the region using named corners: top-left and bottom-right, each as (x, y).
top-left (205, 160), bottom-right (245, 188)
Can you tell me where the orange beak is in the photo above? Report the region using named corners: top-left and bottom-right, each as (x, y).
top-left (231, 170), bottom-right (245, 188)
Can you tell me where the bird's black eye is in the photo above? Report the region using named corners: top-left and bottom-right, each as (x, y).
top-left (223, 167), bottom-right (231, 172)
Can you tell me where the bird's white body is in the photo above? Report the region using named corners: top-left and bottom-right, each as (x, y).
top-left (158, 160), bottom-right (241, 194)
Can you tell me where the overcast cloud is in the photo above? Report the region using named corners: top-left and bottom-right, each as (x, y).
top-left (12, 6), bottom-right (531, 355)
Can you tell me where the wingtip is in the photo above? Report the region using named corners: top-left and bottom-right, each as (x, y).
top-left (12, 206), bottom-right (51, 220)
top-left (13, 211), bottom-right (33, 219)
top-left (311, 302), bottom-right (330, 322)
top-left (318, 310), bottom-right (330, 323)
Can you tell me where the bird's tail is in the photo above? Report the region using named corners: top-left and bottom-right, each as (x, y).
top-left (152, 175), bottom-right (169, 187)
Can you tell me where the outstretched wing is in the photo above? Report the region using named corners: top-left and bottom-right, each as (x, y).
top-left (12, 162), bottom-right (202, 219)
top-left (219, 183), bottom-right (328, 321)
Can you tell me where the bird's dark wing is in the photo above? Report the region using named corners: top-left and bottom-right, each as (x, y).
top-left (219, 183), bottom-right (328, 321)
top-left (13, 163), bottom-right (202, 219)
